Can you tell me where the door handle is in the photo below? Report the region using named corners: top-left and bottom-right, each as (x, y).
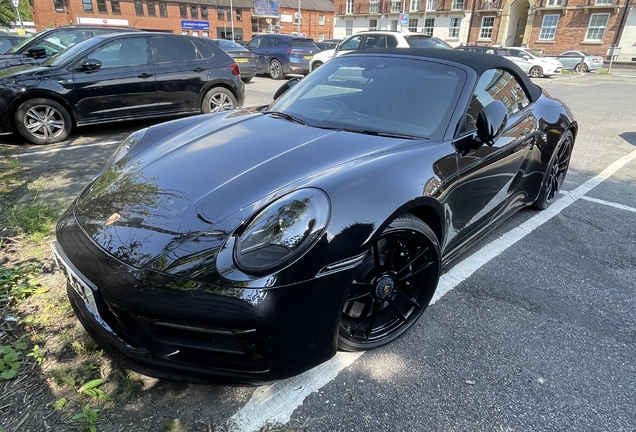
top-left (193, 67), bottom-right (207, 72)
top-left (138, 73), bottom-right (153, 78)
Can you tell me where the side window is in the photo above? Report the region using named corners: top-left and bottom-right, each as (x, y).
top-left (260, 37), bottom-right (273, 49)
top-left (508, 49), bottom-right (526, 58)
top-left (194, 41), bottom-right (214, 59)
top-left (360, 34), bottom-right (381, 49)
top-left (498, 49), bottom-right (508, 56)
top-left (152, 37), bottom-right (199, 62)
top-left (340, 35), bottom-right (363, 50)
top-left (87, 38), bottom-right (148, 68)
top-left (246, 37), bottom-right (261, 49)
top-left (460, 68), bottom-right (531, 134)
top-left (386, 35), bottom-right (398, 47)
top-left (376, 35), bottom-right (387, 48)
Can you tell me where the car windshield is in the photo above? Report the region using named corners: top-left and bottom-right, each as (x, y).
top-left (580, 51), bottom-right (592, 56)
top-left (41, 37), bottom-right (104, 67)
top-left (528, 49), bottom-right (544, 57)
top-left (268, 55), bottom-right (465, 141)
top-left (406, 37), bottom-right (434, 48)
top-left (290, 39), bottom-right (317, 48)
top-left (215, 39), bottom-right (244, 49)
top-left (5, 33), bottom-right (36, 53)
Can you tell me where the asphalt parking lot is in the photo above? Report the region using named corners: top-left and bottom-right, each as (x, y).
top-left (1, 71), bottom-right (635, 431)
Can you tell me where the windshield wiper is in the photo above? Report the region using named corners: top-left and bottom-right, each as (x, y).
top-left (262, 111), bottom-right (308, 125)
top-left (355, 129), bottom-right (428, 140)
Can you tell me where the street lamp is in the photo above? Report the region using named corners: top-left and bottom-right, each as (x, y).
top-left (230, 0), bottom-right (235, 41)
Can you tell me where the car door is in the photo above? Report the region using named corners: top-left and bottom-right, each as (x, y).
top-left (448, 68), bottom-right (537, 250)
top-left (71, 36), bottom-right (158, 122)
top-left (151, 36), bottom-right (212, 113)
top-left (502, 48), bottom-right (533, 72)
top-left (246, 36), bottom-right (274, 72)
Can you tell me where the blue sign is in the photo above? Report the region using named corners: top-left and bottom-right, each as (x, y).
top-left (399, 14), bottom-right (409, 25)
top-left (181, 20), bottom-right (210, 30)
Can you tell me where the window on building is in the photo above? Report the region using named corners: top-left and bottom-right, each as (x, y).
top-left (479, 16), bottom-right (495, 39)
top-left (202, 31), bottom-right (209, 37)
top-left (319, 15), bottom-right (325, 25)
top-left (180, 4), bottom-right (188, 18)
top-left (217, 7), bottom-right (224, 20)
top-left (182, 30), bottom-right (189, 35)
top-left (318, 33), bottom-right (324, 40)
top-left (134, 0), bottom-right (144, 15)
top-left (192, 31), bottom-right (199, 37)
top-left (96, 0), bottom-right (107, 13)
top-left (369, 18), bottom-right (378, 30)
top-left (83, 0), bottom-right (93, 12)
top-left (423, 18), bottom-right (434, 35)
top-left (190, 5), bottom-right (198, 18)
top-left (586, 13), bottom-right (609, 41)
top-left (451, 0), bottom-right (464, 9)
top-left (159, 2), bottom-right (167, 16)
top-left (546, 0), bottom-right (563, 5)
top-left (408, 18), bottom-right (418, 32)
top-left (346, 0), bottom-right (354, 13)
top-left (410, 0), bottom-right (419, 10)
top-left (345, 19), bottom-right (353, 36)
top-left (237, 9), bottom-right (243, 21)
top-left (448, 17), bottom-right (460, 38)
top-left (110, 0), bottom-right (121, 14)
top-left (369, 0), bottom-right (378, 12)
top-left (391, 0), bottom-right (401, 12)
top-left (53, 0), bottom-right (64, 12)
top-left (425, 0), bottom-right (436, 10)
top-left (595, 0), bottom-right (613, 4)
top-left (147, 1), bottom-right (156, 16)
top-left (201, 5), bottom-right (208, 19)
top-left (539, 14), bottom-right (559, 40)
top-left (294, 12), bottom-right (301, 26)
top-left (227, 8), bottom-right (232, 20)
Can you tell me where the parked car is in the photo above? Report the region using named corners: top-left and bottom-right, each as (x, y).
top-left (556, 50), bottom-right (603, 72)
top-left (309, 31), bottom-right (452, 72)
top-left (454, 44), bottom-right (499, 55)
top-left (0, 32), bottom-right (244, 145)
top-left (53, 48), bottom-right (576, 384)
top-left (0, 25), bottom-right (140, 70)
top-left (0, 33), bottom-right (26, 53)
top-left (245, 34), bottom-right (320, 79)
top-left (497, 47), bottom-right (562, 77)
top-left (211, 38), bottom-right (257, 82)
top-left (315, 40), bottom-right (341, 51)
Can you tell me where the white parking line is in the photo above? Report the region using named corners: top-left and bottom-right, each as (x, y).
top-left (580, 196), bottom-right (636, 213)
top-left (228, 148), bottom-right (636, 431)
top-left (5, 141), bottom-right (120, 158)
top-left (227, 147), bottom-right (636, 432)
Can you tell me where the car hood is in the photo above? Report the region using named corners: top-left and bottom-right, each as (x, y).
top-left (0, 54), bottom-right (42, 71)
top-left (72, 112), bottom-right (415, 269)
top-left (0, 63), bottom-right (51, 80)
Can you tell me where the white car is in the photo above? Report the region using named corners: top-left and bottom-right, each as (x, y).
top-left (309, 31), bottom-right (452, 72)
top-left (498, 47), bottom-right (563, 78)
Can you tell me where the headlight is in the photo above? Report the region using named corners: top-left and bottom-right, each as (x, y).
top-left (102, 128), bottom-right (149, 171)
top-left (234, 188), bottom-right (331, 274)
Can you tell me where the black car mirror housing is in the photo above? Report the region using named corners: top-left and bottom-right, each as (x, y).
top-left (26, 46), bottom-right (47, 59)
top-left (476, 100), bottom-right (508, 145)
top-left (81, 58), bottom-right (103, 71)
top-left (273, 78), bottom-right (301, 100)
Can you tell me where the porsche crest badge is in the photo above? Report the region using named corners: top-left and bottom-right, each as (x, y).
top-left (105, 213), bottom-right (121, 226)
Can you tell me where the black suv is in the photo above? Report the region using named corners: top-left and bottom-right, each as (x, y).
top-left (454, 44), bottom-right (499, 55)
top-left (0, 25), bottom-right (140, 70)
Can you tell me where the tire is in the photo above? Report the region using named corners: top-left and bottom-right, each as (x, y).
top-left (241, 77), bottom-right (253, 83)
top-left (15, 98), bottom-right (72, 145)
top-left (533, 131), bottom-right (574, 210)
top-left (338, 213), bottom-right (441, 351)
top-left (269, 59), bottom-right (284, 80)
top-left (311, 61), bottom-right (323, 72)
top-left (201, 87), bottom-right (237, 113)
top-left (529, 66), bottom-right (543, 78)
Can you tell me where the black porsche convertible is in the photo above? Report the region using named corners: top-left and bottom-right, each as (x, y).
top-left (53, 48), bottom-right (576, 384)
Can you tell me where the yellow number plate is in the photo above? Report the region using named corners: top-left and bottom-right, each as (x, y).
top-left (235, 58), bottom-right (249, 63)
top-left (304, 55), bottom-right (313, 60)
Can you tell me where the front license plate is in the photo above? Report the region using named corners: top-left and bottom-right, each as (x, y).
top-left (51, 244), bottom-right (106, 326)
top-left (304, 55), bottom-right (313, 60)
top-left (235, 58), bottom-right (248, 63)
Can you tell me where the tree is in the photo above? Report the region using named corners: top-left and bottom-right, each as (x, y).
top-left (0, 0), bottom-right (32, 29)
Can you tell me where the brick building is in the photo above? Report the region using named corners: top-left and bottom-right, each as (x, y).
top-left (31, 0), bottom-right (254, 40)
top-left (332, 0), bottom-right (630, 57)
top-left (277, 0), bottom-right (336, 40)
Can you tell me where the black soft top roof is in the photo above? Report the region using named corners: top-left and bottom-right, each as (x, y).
top-left (346, 48), bottom-right (543, 102)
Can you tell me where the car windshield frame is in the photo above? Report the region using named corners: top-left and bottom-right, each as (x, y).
top-left (268, 54), bottom-right (466, 141)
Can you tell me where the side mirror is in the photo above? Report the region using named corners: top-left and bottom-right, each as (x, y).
top-left (522, 55), bottom-right (531, 60)
top-left (273, 77), bottom-right (301, 100)
top-left (476, 100), bottom-right (507, 145)
top-left (81, 58), bottom-right (102, 71)
top-left (26, 47), bottom-right (47, 59)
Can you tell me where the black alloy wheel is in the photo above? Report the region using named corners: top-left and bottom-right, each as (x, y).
top-left (269, 59), bottom-right (284, 80)
top-left (202, 87), bottom-right (237, 113)
top-left (529, 66), bottom-right (543, 78)
top-left (338, 214), bottom-right (440, 351)
top-left (15, 98), bottom-right (72, 145)
top-left (534, 131), bottom-right (574, 210)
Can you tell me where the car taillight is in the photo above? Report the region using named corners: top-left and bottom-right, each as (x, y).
top-left (592, 58), bottom-right (599, 63)
top-left (287, 49), bottom-right (292, 54)
top-left (230, 63), bottom-right (240, 76)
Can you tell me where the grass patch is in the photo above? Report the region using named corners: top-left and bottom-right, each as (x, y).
top-left (8, 198), bottom-right (62, 242)
top-left (598, 69), bottom-right (611, 75)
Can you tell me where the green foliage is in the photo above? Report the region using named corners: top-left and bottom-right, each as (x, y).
top-left (163, 419), bottom-right (188, 432)
top-left (8, 198), bottom-right (62, 242)
top-left (26, 344), bottom-right (46, 365)
top-left (0, 264), bottom-right (47, 304)
top-left (53, 397), bottom-right (67, 411)
top-left (0, 337), bottom-right (28, 379)
top-left (71, 337), bottom-right (100, 356)
top-left (73, 404), bottom-right (100, 432)
top-left (79, 378), bottom-right (110, 401)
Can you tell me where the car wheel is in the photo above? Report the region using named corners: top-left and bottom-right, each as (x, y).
top-left (529, 66), bottom-right (543, 78)
top-left (15, 98), bottom-right (72, 145)
top-left (533, 131), bottom-right (574, 210)
top-left (201, 87), bottom-right (237, 113)
top-left (269, 59), bottom-right (284, 80)
top-left (311, 61), bottom-right (323, 72)
top-left (242, 77), bottom-right (253, 83)
top-left (338, 213), bottom-right (440, 351)
top-left (581, 64), bottom-right (589, 73)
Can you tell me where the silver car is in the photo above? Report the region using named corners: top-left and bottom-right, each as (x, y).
top-left (557, 50), bottom-right (604, 72)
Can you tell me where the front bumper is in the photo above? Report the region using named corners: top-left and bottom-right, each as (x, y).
top-left (53, 225), bottom-right (353, 384)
